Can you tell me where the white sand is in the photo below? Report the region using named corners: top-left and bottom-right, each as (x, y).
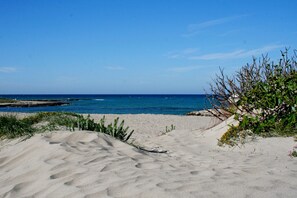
top-left (0, 114), bottom-right (297, 198)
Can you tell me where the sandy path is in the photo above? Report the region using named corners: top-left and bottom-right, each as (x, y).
top-left (0, 114), bottom-right (297, 197)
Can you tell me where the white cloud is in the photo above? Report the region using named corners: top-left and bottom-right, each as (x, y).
top-left (166, 48), bottom-right (198, 59)
top-left (190, 45), bottom-right (284, 60)
top-left (105, 66), bottom-right (125, 71)
top-left (190, 50), bottom-right (245, 60)
top-left (183, 15), bottom-right (247, 37)
top-left (0, 67), bottom-right (16, 73)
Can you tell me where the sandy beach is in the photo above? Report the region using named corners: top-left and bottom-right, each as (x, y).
top-left (1, 0), bottom-right (296, 197)
top-left (0, 114), bottom-right (297, 198)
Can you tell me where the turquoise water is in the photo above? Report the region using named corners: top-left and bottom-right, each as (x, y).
top-left (0, 95), bottom-right (210, 115)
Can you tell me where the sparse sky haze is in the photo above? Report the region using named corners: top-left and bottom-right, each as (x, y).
top-left (0, 0), bottom-right (296, 94)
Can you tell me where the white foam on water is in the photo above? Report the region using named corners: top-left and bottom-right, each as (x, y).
top-left (94, 99), bottom-right (105, 101)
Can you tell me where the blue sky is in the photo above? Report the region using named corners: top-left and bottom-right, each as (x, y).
top-left (0, 0), bottom-right (296, 94)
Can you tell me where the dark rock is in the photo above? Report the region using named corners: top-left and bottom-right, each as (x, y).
top-left (0, 100), bottom-right (69, 108)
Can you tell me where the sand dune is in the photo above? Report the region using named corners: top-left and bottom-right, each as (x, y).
top-left (0, 114), bottom-right (297, 197)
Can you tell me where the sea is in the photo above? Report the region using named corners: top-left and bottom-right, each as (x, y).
top-left (0, 94), bottom-right (211, 115)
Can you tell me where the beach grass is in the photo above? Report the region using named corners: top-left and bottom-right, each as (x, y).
top-left (0, 112), bottom-right (134, 142)
top-left (0, 114), bottom-right (36, 138)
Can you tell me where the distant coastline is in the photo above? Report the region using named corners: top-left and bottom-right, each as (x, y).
top-left (0, 94), bottom-right (211, 115)
top-left (0, 98), bottom-right (69, 108)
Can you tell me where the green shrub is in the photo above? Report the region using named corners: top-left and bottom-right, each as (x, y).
top-left (237, 71), bottom-right (297, 137)
top-left (213, 49), bottom-right (297, 146)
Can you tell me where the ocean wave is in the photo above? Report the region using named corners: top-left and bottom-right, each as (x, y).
top-left (94, 99), bottom-right (105, 101)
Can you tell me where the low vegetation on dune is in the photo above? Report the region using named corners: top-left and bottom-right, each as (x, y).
top-left (0, 112), bottom-right (134, 142)
top-left (208, 49), bottom-right (297, 147)
top-left (0, 114), bottom-right (36, 138)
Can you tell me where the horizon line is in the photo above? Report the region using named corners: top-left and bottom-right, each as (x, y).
top-left (0, 93), bottom-right (209, 95)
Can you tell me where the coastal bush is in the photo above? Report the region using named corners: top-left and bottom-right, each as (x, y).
top-left (0, 112), bottom-right (134, 142)
top-left (208, 49), bottom-right (297, 146)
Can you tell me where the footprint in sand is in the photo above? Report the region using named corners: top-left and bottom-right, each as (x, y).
top-left (190, 170), bottom-right (199, 175)
top-left (135, 162), bottom-right (160, 169)
top-left (50, 170), bottom-right (73, 179)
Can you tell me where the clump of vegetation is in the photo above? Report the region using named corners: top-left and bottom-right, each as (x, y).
top-left (217, 124), bottom-right (254, 147)
top-left (166, 124), bottom-right (176, 133)
top-left (0, 114), bottom-right (36, 138)
top-left (208, 49), bottom-right (297, 146)
top-left (0, 112), bottom-right (134, 142)
top-left (289, 136), bottom-right (297, 158)
top-left (289, 144), bottom-right (297, 157)
top-left (161, 124), bottom-right (176, 135)
top-left (289, 148), bottom-right (297, 158)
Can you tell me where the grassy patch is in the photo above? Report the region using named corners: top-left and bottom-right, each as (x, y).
top-left (0, 114), bottom-right (36, 139)
top-left (218, 124), bottom-right (254, 147)
top-left (0, 112), bottom-right (134, 142)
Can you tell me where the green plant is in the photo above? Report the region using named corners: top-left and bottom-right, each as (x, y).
top-left (218, 125), bottom-right (240, 146)
top-left (218, 124), bottom-right (254, 146)
top-left (0, 112), bottom-right (134, 142)
top-left (0, 114), bottom-right (36, 139)
top-left (210, 49), bottom-right (297, 146)
top-left (166, 124), bottom-right (175, 132)
top-left (162, 124), bottom-right (176, 135)
top-left (291, 151), bottom-right (297, 157)
top-left (236, 69), bottom-right (297, 137)
top-left (289, 145), bottom-right (297, 158)
top-left (71, 115), bottom-right (134, 142)
top-left (165, 124), bottom-right (175, 133)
